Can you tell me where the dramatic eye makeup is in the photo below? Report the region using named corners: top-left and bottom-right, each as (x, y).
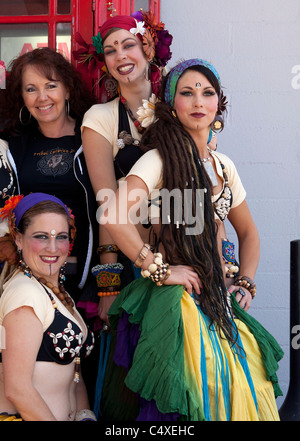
top-left (31, 232), bottom-right (69, 241)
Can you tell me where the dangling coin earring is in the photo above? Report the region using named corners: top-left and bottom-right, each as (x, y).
top-left (104, 70), bottom-right (118, 98)
top-left (18, 249), bottom-right (32, 278)
top-left (59, 261), bottom-right (67, 285)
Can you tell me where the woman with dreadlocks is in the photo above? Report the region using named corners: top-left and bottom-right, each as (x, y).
top-left (101, 59), bottom-right (283, 421)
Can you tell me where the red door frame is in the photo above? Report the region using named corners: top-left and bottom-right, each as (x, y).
top-left (0, 1), bottom-right (73, 50)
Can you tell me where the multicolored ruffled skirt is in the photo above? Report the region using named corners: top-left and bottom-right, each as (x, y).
top-left (98, 278), bottom-right (283, 421)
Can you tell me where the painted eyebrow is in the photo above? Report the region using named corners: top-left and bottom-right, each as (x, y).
top-left (179, 85), bottom-right (215, 90)
top-left (103, 37), bottom-right (137, 49)
top-left (32, 231), bottom-right (68, 235)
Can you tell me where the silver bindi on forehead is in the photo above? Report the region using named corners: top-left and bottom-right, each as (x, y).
top-left (195, 82), bottom-right (201, 88)
top-left (50, 229), bottom-right (56, 237)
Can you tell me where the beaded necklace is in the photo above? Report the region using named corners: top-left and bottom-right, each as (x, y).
top-left (120, 95), bottom-right (145, 134)
top-left (19, 259), bottom-right (75, 315)
top-left (0, 151), bottom-right (15, 199)
top-left (38, 277), bottom-right (74, 314)
top-left (199, 147), bottom-right (230, 195)
top-left (197, 147), bottom-right (232, 221)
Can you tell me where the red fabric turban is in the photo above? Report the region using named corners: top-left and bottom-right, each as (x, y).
top-left (99, 15), bottom-right (142, 41)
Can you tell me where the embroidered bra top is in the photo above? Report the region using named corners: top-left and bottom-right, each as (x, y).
top-left (37, 284), bottom-right (94, 365)
top-left (36, 298), bottom-right (94, 365)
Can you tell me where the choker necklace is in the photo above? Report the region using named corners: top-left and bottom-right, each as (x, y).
top-left (38, 277), bottom-right (74, 314)
top-left (120, 95), bottom-right (145, 134)
top-left (199, 147), bottom-right (218, 187)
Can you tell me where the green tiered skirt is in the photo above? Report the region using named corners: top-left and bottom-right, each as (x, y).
top-left (106, 278), bottom-right (283, 421)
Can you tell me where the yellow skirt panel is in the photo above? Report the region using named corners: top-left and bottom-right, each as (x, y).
top-left (181, 290), bottom-right (279, 421)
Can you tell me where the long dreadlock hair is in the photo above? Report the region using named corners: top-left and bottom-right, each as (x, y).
top-left (140, 66), bottom-right (237, 345)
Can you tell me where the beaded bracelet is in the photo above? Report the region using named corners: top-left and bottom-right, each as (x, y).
top-left (141, 252), bottom-right (171, 286)
top-left (98, 290), bottom-right (120, 297)
top-left (134, 243), bottom-right (151, 268)
top-left (97, 244), bottom-right (119, 255)
top-left (234, 275), bottom-right (256, 298)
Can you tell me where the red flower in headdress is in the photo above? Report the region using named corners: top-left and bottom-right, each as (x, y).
top-left (0, 195), bottom-right (24, 221)
top-left (73, 33), bottom-right (104, 80)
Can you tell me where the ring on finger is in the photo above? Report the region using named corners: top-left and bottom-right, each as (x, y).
top-left (238, 287), bottom-right (245, 297)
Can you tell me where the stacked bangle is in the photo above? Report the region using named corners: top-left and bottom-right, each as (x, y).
top-left (91, 263), bottom-right (124, 297)
top-left (234, 275), bottom-right (256, 298)
top-left (134, 243), bottom-right (151, 268)
top-left (97, 244), bottom-right (119, 255)
top-left (141, 252), bottom-right (171, 286)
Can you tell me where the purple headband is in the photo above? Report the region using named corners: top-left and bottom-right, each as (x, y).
top-left (14, 193), bottom-right (69, 227)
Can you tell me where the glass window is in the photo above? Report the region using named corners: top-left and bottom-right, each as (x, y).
top-left (0, 0), bottom-right (49, 16)
top-left (0, 23), bottom-right (48, 68)
top-left (57, 0), bottom-right (71, 15)
top-left (56, 23), bottom-right (71, 61)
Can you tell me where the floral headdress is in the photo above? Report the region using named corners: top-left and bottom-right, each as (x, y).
top-left (0, 195), bottom-right (24, 239)
top-left (73, 11), bottom-right (173, 102)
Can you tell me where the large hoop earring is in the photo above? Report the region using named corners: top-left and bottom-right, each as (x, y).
top-left (19, 105), bottom-right (31, 126)
top-left (210, 114), bottom-right (224, 133)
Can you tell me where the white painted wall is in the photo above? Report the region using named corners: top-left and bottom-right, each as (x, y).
top-left (161, 0), bottom-right (300, 409)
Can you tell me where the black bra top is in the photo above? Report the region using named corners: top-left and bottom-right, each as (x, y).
top-left (36, 306), bottom-right (94, 364)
